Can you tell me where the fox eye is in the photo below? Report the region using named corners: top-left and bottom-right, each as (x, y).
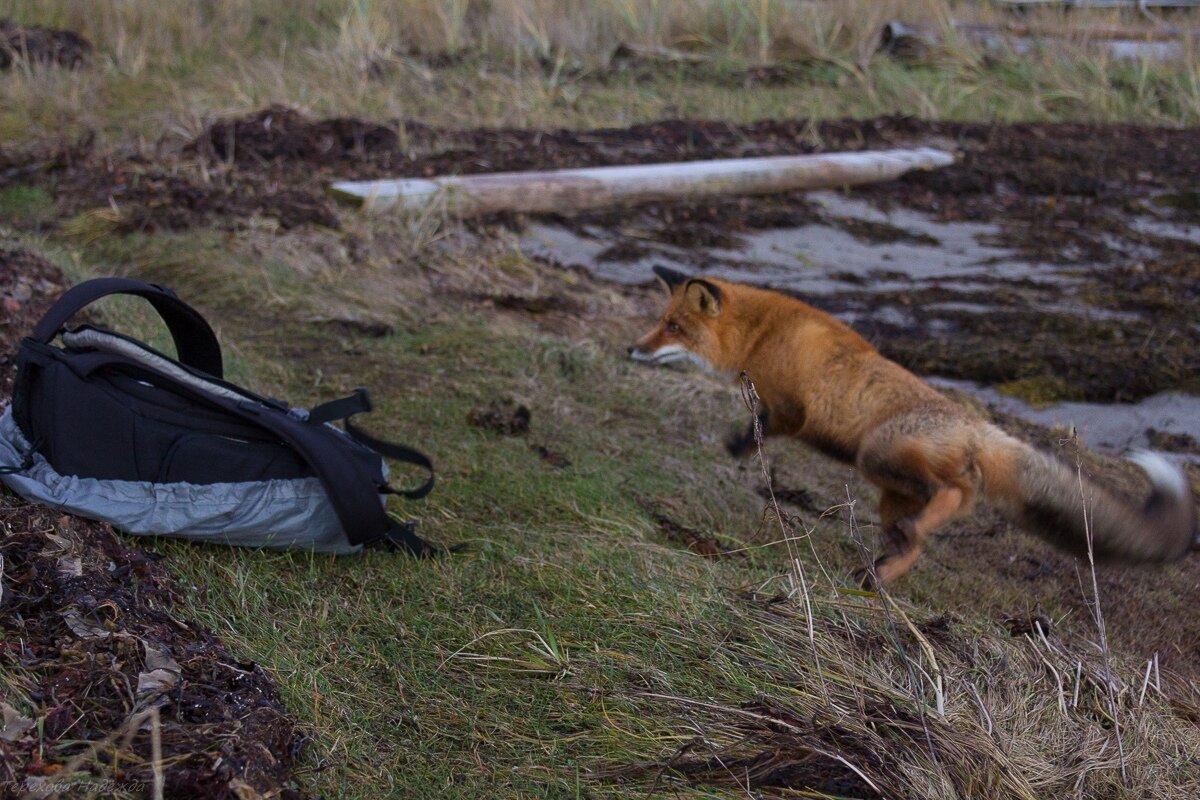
top-left (665, 321), bottom-right (680, 333)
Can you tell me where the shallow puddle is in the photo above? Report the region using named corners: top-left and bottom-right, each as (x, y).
top-left (1127, 214), bottom-right (1200, 246)
top-left (931, 379), bottom-right (1200, 464)
top-left (521, 191), bottom-right (1061, 292)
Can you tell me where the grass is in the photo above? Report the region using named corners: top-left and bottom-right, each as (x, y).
top-left (2, 0), bottom-right (1200, 144)
top-left (0, 185), bottom-right (54, 229)
top-left (3, 1), bottom-right (1200, 797)
top-left (12, 218), bottom-right (1195, 798)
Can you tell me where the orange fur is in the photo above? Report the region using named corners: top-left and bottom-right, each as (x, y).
top-left (631, 272), bottom-right (1196, 584)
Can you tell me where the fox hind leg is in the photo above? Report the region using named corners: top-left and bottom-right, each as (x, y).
top-left (869, 487), bottom-right (965, 585)
top-left (856, 418), bottom-right (979, 584)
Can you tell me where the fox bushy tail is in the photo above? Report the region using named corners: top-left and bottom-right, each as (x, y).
top-left (978, 428), bottom-right (1196, 562)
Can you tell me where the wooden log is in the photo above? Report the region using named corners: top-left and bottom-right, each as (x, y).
top-left (328, 148), bottom-right (957, 217)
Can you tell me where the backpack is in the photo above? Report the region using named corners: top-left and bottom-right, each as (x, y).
top-left (0, 277), bottom-right (438, 555)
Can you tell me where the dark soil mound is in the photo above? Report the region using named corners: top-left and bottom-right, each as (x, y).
top-left (0, 497), bottom-right (304, 799)
top-left (111, 172), bottom-right (340, 232)
top-left (0, 134), bottom-right (93, 186)
top-left (0, 19), bottom-right (90, 69)
top-left (1, 248), bottom-right (65, 395)
top-left (189, 105), bottom-right (408, 165)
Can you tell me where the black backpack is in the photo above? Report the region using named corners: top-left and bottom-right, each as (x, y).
top-left (0, 277), bottom-right (439, 555)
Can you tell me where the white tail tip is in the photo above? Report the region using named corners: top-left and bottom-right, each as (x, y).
top-left (1128, 450), bottom-right (1189, 499)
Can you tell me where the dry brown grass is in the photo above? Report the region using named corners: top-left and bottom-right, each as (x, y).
top-left (14, 0), bottom-right (1187, 66)
top-left (3, 0), bottom-right (1199, 145)
top-left (599, 586), bottom-right (1200, 799)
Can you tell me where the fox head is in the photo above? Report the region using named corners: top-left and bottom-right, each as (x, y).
top-left (628, 266), bottom-right (728, 372)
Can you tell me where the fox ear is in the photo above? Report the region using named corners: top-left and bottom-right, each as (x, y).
top-left (685, 279), bottom-right (722, 317)
top-left (653, 265), bottom-right (690, 293)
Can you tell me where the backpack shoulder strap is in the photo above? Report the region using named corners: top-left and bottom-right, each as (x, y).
top-left (309, 388), bottom-right (435, 500)
top-left (33, 278), bottom-right (224, 378)
top-left (345, 419), bottom-right (435, 500)
top-left (227, 399), bottom-right (439, 554)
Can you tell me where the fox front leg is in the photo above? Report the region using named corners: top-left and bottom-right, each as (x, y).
top-left (726, 412), bottom-right (769, 458)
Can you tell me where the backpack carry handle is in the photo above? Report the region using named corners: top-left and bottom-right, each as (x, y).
top-left (32, 277), bottom-right (224, 378)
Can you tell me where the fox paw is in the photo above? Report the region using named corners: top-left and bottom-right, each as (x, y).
top-left (879, 519), bottom-right (916, 556)
top-left (853, 558), bottom-right (893, 591)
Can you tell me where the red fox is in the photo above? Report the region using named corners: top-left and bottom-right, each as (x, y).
top-left (630, 266), bottom-right (1197, 584)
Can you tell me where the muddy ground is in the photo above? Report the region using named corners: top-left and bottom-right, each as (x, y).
top-left (6, 108), bottom-right (1198, 411)
top-left (0, 250), bottom-right (303, 799)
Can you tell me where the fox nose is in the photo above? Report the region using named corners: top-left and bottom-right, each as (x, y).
top-left (627, 346), bottom-right (635, 356)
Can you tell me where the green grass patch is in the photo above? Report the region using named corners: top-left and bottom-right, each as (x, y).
top-left (995, 375), bottom-right (1082, 408)
top-left (0, 184), bottom-right (55, 229)
top-left (131, 305), bottom-right (781, 797)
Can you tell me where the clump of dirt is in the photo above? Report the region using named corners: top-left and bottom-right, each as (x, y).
top-left (1146, 427), bottom-right (1200, 455)
top-left (309, 315), bottom-right (395, 339)
top-left (34, 162), bottom-right (341, 233)
top-left (758, 484), bottom-right (821, 514)
top-left (0, 250), bottom-right (305, 799)
top-left (596, 240), bottom-right (653, 263)
top-left (1003, 614), bottom-right (1053, 638)
top-left (812, 286), bottom-right (1199, 404)
top-left (488, 293), bottom-right (579, 314)
top-left (529, 443), bottom-right (571, 469)
top-left (9, 106), bottom-right (445, 234)
top-left (0, 248), bottom-right (66, 395)
top-left (110, 173), bottom-right (340, 232)
top-left (0, 133), bottom-right (93, 185)
top-left (833, 215), bottom-right (939, 246)
top-left (1080, 257), bottom-right (1200, 320)
top-left (0, 19), bottom-right (91, 70)
top-left (890, 307), bottom-right (1194, 403)
top-left (189, 105), bottom-right (412, 166)
top-left (466, 401), bottom-right (530, 435)
top-left (537, 193), bottom-right (823, 255)
top-left (642, 505), bottom-right (738, 559)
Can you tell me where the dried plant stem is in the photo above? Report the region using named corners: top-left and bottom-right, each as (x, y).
top-left (739, 372), bottom-right (833, 712)
top-left (151, 708), bottom-right (164, 800)
top-left (1073, 441), bottom-right (1129, 785)
top-left (842, 484), bottom-right (941, 768)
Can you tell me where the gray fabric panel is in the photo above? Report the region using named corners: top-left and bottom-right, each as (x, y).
top-left (0, 407), bottom-right (359, 554)
top-left (61, 328), bottom-right (254, 405)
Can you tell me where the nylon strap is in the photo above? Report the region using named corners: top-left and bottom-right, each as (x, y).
top-left (308, 387), bottom-right (373, 425)
top-left (345, 418), bottom-right (436, 500)
top-left (33, 278), bottom-right (224, 378)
